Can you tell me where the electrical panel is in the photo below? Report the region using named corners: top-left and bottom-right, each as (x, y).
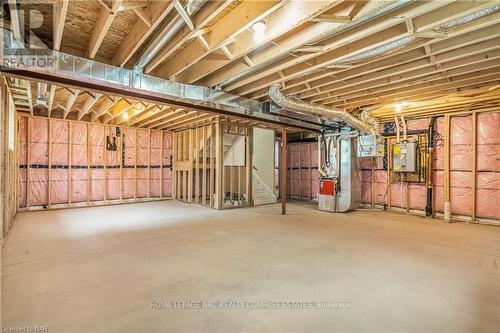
top-left (393, 142), bottom-right (417, 172)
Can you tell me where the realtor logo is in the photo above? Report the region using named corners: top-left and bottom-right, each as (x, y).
top-left (1, 0), bottom-right (55, 67)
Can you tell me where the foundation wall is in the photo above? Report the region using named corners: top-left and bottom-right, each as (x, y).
top-left (18, 116), bottom-right (173, 210)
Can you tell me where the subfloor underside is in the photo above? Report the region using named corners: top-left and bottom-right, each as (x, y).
top-left (1, 201), bottom-right (499, 333)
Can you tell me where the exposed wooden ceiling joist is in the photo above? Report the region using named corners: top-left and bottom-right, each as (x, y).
top-left (111, 0), bottom-right (176, 66)
top-left (222, 1), bottom-right (497, 98)
top-left (53, 0), bottom-right (69, 51)
top-left (141, 0), bottom-right (233, 71)
top-left (175, 0), bottom-right (346, 84)
top-left (87, 0), bottom-right (123, 59)
top-left (149, 0), bottom-right (285, 77)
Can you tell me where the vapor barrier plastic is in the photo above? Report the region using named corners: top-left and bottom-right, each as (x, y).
top-left (106, 126), bottom-right (120, 200)
top-left (477, 112), bottom-right (499, 219)
top-left (50, 120), bottom-right (69, 204)
top-left (122, 128), bottom-right (136, 199)
top-left (29, 118), bottom-right (49, 206)
top-left (71, 123), bottom-right (88, 203)
top-left (89, 125), bottom-right (105, 201)
top-left (150, 130), bottom-right (162, 198)
top-left (18, 117), bottom-right (27, 208)
top-left (137, 129), bottom-right (149, 198)
top-left (18, 117), bottom-right (173, 209)
top-left (358, 113), bottom-right (499, 220)
top-left (162, 132), bottom-right (173, 197)
top-left (287, 142), bottom-right (319, 200)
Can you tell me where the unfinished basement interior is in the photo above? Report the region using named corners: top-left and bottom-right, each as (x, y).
top-left (0, 0), bottom-right (499, 332)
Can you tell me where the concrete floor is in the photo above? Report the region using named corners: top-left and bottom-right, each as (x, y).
top-left (1, 201), bottom-right (499, 333)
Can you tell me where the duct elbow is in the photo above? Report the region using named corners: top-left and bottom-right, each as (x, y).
top-left (358, 109), bottom-right (380, 136)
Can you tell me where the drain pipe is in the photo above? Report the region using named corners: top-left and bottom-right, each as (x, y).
top-left (135, 0), bottom-right (205, 71)
top-left (268, 83), bottom-right (379, 135)
top-left (425, 116), bottom-right (437, 217)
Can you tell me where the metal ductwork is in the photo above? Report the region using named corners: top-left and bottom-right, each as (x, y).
top-left (336, 36), bottom-right (416, 64)
top-left (135, 0), bottom-right (206, 71)
top-left (434, 4), bottom-right (500, 32)
top-left (35, 82), bottom-right (47, 106)
top-left (268, 83), bottom-right (379, 135)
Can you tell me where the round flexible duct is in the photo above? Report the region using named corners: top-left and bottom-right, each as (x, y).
top-left (268, 83), bottom-right (379, 135)
top-left (434, 5), bottom-right (500, 32)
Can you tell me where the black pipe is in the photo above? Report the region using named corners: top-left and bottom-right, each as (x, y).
top-left (321, 131), bottom-right (330, 167)
top-left (381, 129), bottom-right (428, 137)
top-left (425, 117), bottom-right (437, 217)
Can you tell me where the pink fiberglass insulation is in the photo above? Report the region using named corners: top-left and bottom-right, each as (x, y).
top-left (433, 170), bottom-right (444, 213)
top-left (291, 170), bottom-right (300, 197)
top-left (29, 118), bottom-right (49, 206)
top-left (50, 120), bottom-right (69, 204)
top-left (123, 128), bottom-right (136, 167)
top-left (51, 169), bottom-right (69, 204)
top-left (476, 172), bottom-right (500, 219)
top-left (106, 126), bottom-right (120, 200)
top-left (286, 142), bottom-right (319, 200)
top-left (90, 169), bottom-right (105, 201)
top-left (311, 170), bottom-right (319, 197)
top-left (476, 112), bottom-right (500, 219)
top-left (450, 116), bottom-right (473, 171)
top-left (150, 130), bottom-right (162, 197)
top-left (448, 115), bottom-right (473, 216)
top-left (407, 118), bottom-right (429, 131)
top-left (373, 170), bottom-right (388, 205)
top-left (122, 168), bottom-right (135, 199)
top-left (18, 117), bottom-right (27, 207)
top-left (290, 145), bottom-right (300, 168)
top-left (434, 117), bottom-right (445, 170)
top-left (290, 113), bottom-right (498, 220)
top-left (360, 169), bottom-right (371, 204)
top-left (477, 112), bottom-right (499, 171)
top-left (408, 184), bottom-right (426, 210)
top-left (71, 123), bottom-right (88, 202)
top-left (359, 157), bottom-right (372, 170)
top-left (136, 129), bottom-right (149, 198)
top-left (450, 170), bottom-right (472, 216)
top-left (18, 117), bottom-right (173, 209)
top-left (390, 182), bottom-right (405, 208)
top-left (89, 125), bottom-right (105, 201)
top-left (162, 132), bottom-right (173, 197)
top-left (137, 168), bottom-right (149, 198)
top-left (107, 169), bottom-right (121, 200)
top-left (122, 128), bottom-right (136, 199)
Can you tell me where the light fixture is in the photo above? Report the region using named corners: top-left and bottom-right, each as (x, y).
top-left (252, 20), bottom-right (266, 33)
top-left (395, 103), bottom-right (403, 113)
top-left (123, 112), bottom-right (129, 120)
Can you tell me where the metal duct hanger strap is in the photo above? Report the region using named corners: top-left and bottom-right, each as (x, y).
top-left (268, 83), bottom-right (379, 135)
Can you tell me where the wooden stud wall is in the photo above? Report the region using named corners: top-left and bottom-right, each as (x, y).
top-left (360, 108), bottom-right (499, 225)
top-left (1, 78), bottom-right (18, 240)
top-left (221, 123), bottom-right (252, 209)
top-left (17, 115), bottom-right (173, 211)
top-left (172, 120), bottom-right (253, 209)
top-left (173, 123), bottom-right (218, 208)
